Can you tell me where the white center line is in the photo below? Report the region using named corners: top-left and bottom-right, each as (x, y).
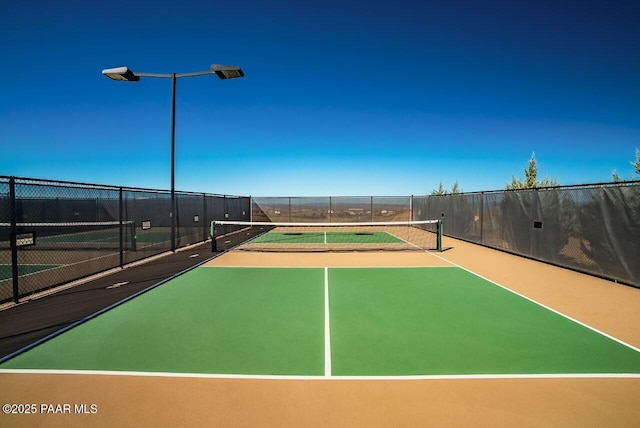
top-left (324, 267), bottom-right (331, 377)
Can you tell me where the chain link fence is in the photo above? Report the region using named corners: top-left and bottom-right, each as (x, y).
top-left (0, 176), bottom-right (249, 303)
top-left (3, 176), bottom-right (637, 302)
top-left (251, 196), bottom-right (412, 223)
top-left (412, 181), bottom-right (640, 288)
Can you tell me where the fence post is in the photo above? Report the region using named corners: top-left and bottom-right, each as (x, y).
top-left (9, 177), bottom-right (19, 303)
top-left (203, 193), bottom-right (207, 242)
top-left (480, 192), bottom-right (485, 244)
top-left (119, 188), bottom-right (124, 267)
top-left (410, 195), bottom-right (413, 222)
top-left (371, 196), bottom-right (374, 222)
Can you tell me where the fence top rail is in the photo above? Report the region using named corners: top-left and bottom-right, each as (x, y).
top-left (0, 175), bottom-right (241, 198)
top-left (251, 195), bottom-right (412, 199)
top-left (415, 179), bottom-right (640, 198)
top-left (3, 175), bottom-right (638, 200)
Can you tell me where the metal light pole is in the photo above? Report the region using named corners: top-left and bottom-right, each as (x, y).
top-left (102, 64), bottom-right (244, 251)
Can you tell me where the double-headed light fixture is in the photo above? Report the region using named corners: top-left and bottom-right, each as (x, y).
top-left (102, 63), bottom-right (244, 252)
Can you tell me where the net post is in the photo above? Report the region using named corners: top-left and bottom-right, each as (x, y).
top-left (437, 219), bottom-right (443, 252)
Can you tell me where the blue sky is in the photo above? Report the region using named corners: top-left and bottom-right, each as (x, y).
top-left (1, 0), bottom-right (639, 196)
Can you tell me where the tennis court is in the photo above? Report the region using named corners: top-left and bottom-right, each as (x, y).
top-left (0, 264), bottom-right (59, 281)
top-left (0, 222), bottom-right (199, 302)
top-left (2, 263), bottom-right (640, 377)
top-left (1, 226), bottom-right (640, 426)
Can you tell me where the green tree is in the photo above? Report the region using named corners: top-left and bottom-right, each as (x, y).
top-left (431, 182), bottom-right (446, 196)
top-left (611, 149), bottom-right (640, 182)
top-left (506, 153), bottom-right (559, 190)
top-left (451, 181), bottom-right (463, 194)
top-left (431, 181), bottom-right (463, 195)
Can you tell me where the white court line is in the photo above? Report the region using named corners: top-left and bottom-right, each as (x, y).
top-left (385, 230), bottom-right (455, 265)
top-left (324, 267), bottom-right (331, 377)
top-left (201, 266), bottom-right (456, 269)
top-left (426, 248), bottom-right (640, 354)
top-left (388, 234), bottom-right (640, 354)
top-left (7, 257), bottom-right (637, 380)
top-left (1, 369), bottom-right (639, 381)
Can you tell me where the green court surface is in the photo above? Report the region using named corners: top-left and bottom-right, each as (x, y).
top-left (36, 229), bottom-right (180, 249)
top-left (329, 268), bottom-right (640, 375)
top-left (38, 231), bottom-right (123, 244)
top-left (0, 264), bottom-right (59, 281)
top-left (1, 267), bottom-right (325, 375)
top-left (2, 267), bottom-right (640, 377)
top-left (251, 231), bottom-right (403, 245)
top-left (38, 230), bottom-right (169, 245)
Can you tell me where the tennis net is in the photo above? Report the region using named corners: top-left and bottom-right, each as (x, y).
top-left (211, 220), bottom-right (442, 252)
top-left (0, 221), bottom-right (136, 251)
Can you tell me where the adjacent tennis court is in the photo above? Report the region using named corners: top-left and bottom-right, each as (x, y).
top-left (0, 264), bottom-right (59, 281)
top-left (251, 231), bottom-right (404, 245)
top-left (2, 262), bottom-right (639, 377)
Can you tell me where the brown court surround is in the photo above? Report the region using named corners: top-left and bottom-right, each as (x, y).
top-left (1, 236), bottom-right (639, 427)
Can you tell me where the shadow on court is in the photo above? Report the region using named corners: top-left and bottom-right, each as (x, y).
top-left (0, 228), bottom-right (264, 360)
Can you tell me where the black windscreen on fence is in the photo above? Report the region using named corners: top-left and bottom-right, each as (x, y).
top-left (2, 175), bottom-right (638, 303)
top-left (0, 176), bottom-right (248, 303)
top-left (251, 196), bottom-right (412, 223)
top-left (412, 182), bottom-right (640, 288)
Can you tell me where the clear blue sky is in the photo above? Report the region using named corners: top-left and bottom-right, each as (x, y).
top-left (1, 0), bottom-right (639, 196)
